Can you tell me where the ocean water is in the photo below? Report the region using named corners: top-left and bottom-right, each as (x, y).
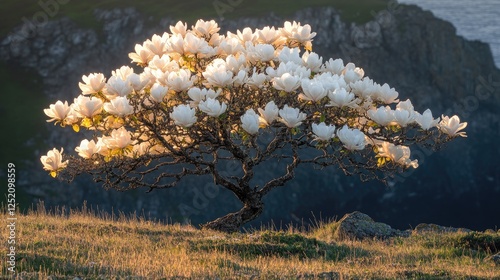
top-left (398, 0), bottom-right (500, 68)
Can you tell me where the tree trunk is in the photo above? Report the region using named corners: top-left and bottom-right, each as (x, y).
top-left (201, 192), bottom-right (263, 233)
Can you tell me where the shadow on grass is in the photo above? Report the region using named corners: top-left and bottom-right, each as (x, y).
top-left (11, 253), bottom-right (126, 278)
top-left (189, 230), bottom-right (369, 261)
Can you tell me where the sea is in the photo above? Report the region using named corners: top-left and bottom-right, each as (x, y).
top-left (398, 0), bottom-right (500, 68)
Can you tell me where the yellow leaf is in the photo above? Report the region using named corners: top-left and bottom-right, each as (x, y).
top-left (72, 124), bottom-right (80, 132)
top-left (93, 115), bottom-right (102, 124)
top-left (81, 117), bottom-right (93, 128)
top-left (377, 157), bottom-right (387, 167)
top-left (304, 42), bottom-right (313, 52)
top-left (50, 171), bottom-right (57, 178)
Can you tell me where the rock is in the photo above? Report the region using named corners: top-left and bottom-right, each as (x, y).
top-left (334, 211), bottom-right (409, 240)
top-left (485, 253), bottom-right (500, 266)
top-left (413, 223), bottom-right (472, 234)
top-left (493, 254), bottom-right (500, 266)
top-left (297, 271), bottom-right (340, 279)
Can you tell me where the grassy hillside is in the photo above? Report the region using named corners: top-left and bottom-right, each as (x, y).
top-left (1, 205), bottom-right (499, 279)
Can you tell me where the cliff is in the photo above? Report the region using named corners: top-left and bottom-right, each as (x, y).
top-left (1, 3), bottom-right (499, 230)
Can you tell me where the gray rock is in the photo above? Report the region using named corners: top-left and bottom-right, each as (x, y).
top-left (297, 271), bottom-right (340, 280)
top-left (335, 211), bottom-right (409, 240)
top-left (493, 254), bottom-right (500, 266)
top-left (485, 253), bottom-right (500, 266)
top-left (413, 223), bottom-right (472, 234)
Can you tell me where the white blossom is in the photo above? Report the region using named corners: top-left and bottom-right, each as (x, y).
top-left (367, 106), bottom-right (395, 126)
top-left (165, 69), bottom-right (194, 91)
top-left (439, 115), bottom-right (467, 137)
top-left (374, 83), bottom-right (399, 104)
top-left (350, 77), bottom-right (377, 99)
top-left (337, 125), bottom-right (366, 150)
top-left (148, 55), bottom-right (179, 72)
top-left (199, 98), bottom-right (227, 117)
top-left (150, 84), bottom-right (169, 103)
top-left (378, 142), bottom-right (418, 168)
top-left (394, 108), bottom-right (416, 127)
top-left (312, 122), bottom-right (336, 142)
top-left (144, 33), bottom-right (169, 56)
top-left (232, 70), bottom-right (248, 86)
top-left (233, 27), bottom-right (257, 44)
top-left (183, 32), bottom-right (213, 55)
top-left (256, 26), bottom-right (285, 45)
top-left (170, 104), bottom-right (197, 127)
top-left (240, 109), bottom-right (260, 135)
top-left (342, 62), bottom-right (364, 84)
top-left (302, 52), bottom-right (323, 72)
top-left (247, 43), bottom-right (275, 62)
top-left (218, 37), bottom-right (244, 55)
top-left (40, 148), bottom-right (68, 173)
top-left (105, 76), bottom-right (133, 99)
top-left (167, 33), bottom-right (186, 55)
top-left (247, 71), bottom-right (267, 88)
top-left (73, 95), bottom-right (103, 118)
top-left (203, 61), bottom-right (234, 88)
top-left (112, 66), bottom-right (134, 80)
top-left (415, 109), bottom-right (440, 130)
top-left (278, 105), bottom-right (307, 128)
top-left (169, 21), bottom-right (188, 37)
top-left (272, 73), bottom-right (301, 92)
top-left (44, 100), bottom-right (71, 123)
top-left (321, 58), bottom-right (344, 75)
top-left (127, 73), bottom-right (150, 91)
top-left (79, 73), bottom-right (106, 95)
top-left (75, 139), bottom-right (100, 159)
top-left (327, 88), bottom-right (358, 108)
top-left (102, 127), bottom-right (133, 149)
top-left (258, 101), bottom-right (279, 127)
top-left (103, 96), bottom-right (134, 117)
top-left (187, 87), bottom-right (220, 107)
top-left (280, 21), bottom-right (316, 43)
top-left (277, 47), bottom-right (303, 64)
top-left (192, 19), bottom-right (220, 37)
top-left (299, 79), bottom-right (328, 102)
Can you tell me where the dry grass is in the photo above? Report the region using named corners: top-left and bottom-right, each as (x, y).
top-left (1, 204), bottom-right (499, 279)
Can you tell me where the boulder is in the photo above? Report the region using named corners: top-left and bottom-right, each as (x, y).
top-left (485, 253), bottom-right (500, 266)
top-left (492, 254), bottom-right (500, 266)
top-left (413, 223), bottom-right (472, 234)
top-left (334, 211), bottom-right (409, 240)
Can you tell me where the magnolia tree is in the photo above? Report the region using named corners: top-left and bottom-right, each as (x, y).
top-left (41, 19), bottom-right (467, 232)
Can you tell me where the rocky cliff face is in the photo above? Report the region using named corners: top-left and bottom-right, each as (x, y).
top-left (2, 4), bottom-right (499, 230)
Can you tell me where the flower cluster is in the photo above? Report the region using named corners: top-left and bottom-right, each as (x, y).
top-left (41, 19), bottom-right (466, 178)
